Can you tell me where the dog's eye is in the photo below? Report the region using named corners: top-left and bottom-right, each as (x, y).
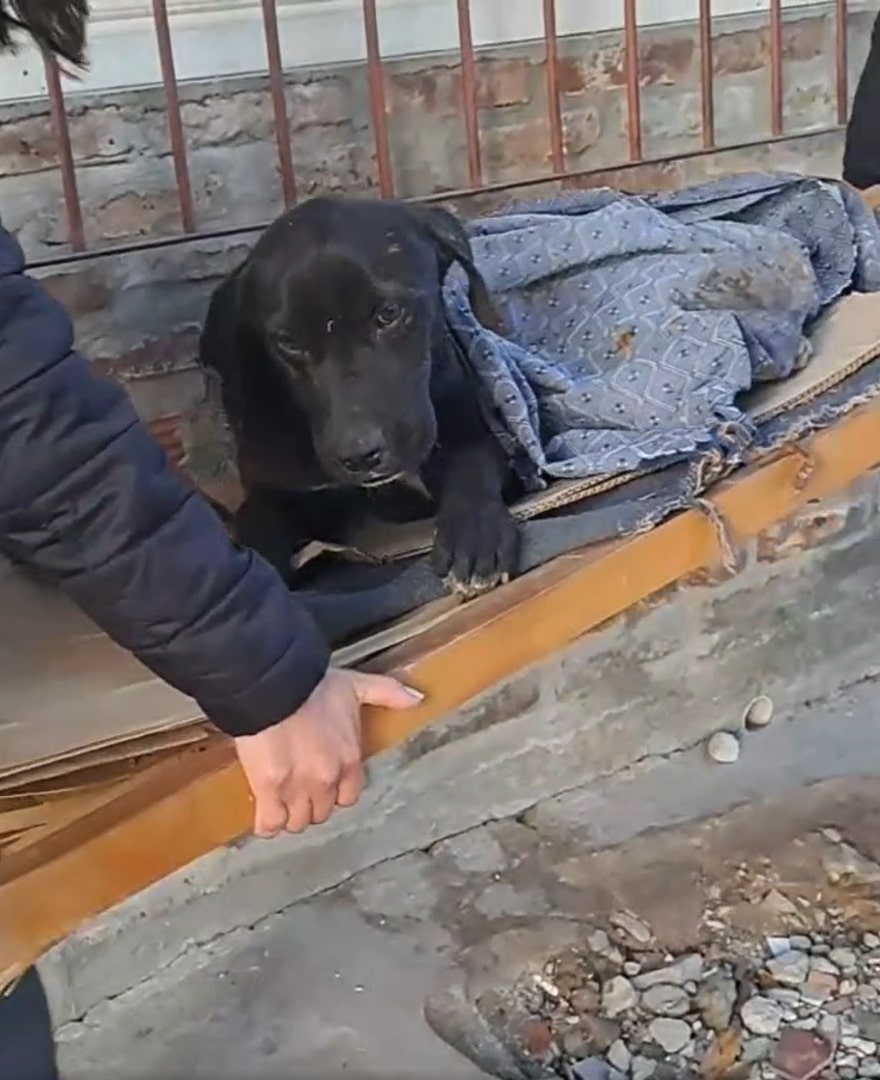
top-left (374, 302), bottom-right (402, 329)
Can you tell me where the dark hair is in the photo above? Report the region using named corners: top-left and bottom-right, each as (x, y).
top-left (0, 0), bottom-right (89, 69)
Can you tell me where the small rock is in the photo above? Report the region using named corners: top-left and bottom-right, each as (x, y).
top-left (768, 989), bottom-right (803, 1007)
top-left (865, 934), bottom-right (880, 950)
top-left (767, 951), bottom-right (810, 986)
top-left (696, 972), bottom-right (737, 1031)
top-left (823, 844), bottom-right (880, 887)
top-left (623, 961), bottom-right (642, 977)
top-left (588, 929), bottom-right (612, 955)
top-left (707, 731), bottom-right (740, 764)
top-left (818, 1014), bottom-right (841, 1046)
top-left (602, 977), bottom-right (638, 1018)
top-left (767, 936), bottom-right (792, 957)
top-left (611, 911), bottom-right (653, 947)
top-left (810, 956), bottom-right (839, 975)
top-left (518, 1019), bottom-right (554, 1059)
top-left (741, 996), bottom-right (783, 1036)
top-left (744, 694), bottom-right (774, 729)
top-left (633, 954), bottom-right (703, 990)
top-left (573, 1057), bottom-right (625, 1080)
top-left (771, 1029), bottom-right (834, 1080)
top-left (801, 968), bottom-right (838, 1002)
top-left (821, 827), bottom-right (843, 843)
top-left (563, 1029), bottom-right (592, 1059)
top-left (570, 987), bottom-right (602, 1014)
top-left (842, 979), bottom-right (860, 995)
top-left (831, 948), bottom-right (859, 972)
top-left (760, 889), bottom-right (800, 916)
top-left (607, 1039), bottom-right (632, 1073)
top-left (742, 1037), bottom-right (774, 1063)
top-left (648, 1018), bottom-right (691, 1053)
top-left (859, 1061), bottom-right (880, 1078)
top-left (581, 1016), bottom-right (621, 1054)
top-left (791, 935), bottom-right (813, 951)
top-left (641, 984), bottom-right (690, 1018)
top-left (631, 1055), bottom-right (657, 1080)
top-left (842, 1036), bottom-right (879, 1055)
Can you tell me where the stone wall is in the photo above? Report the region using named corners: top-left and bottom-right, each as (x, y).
top-left (0, 4), bottom-right (871, 433)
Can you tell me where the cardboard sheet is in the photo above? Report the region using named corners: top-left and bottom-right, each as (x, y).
top-left (0, 557), bottom-right (203, 791)
top-left (4, 288), bottom-right (880, 790)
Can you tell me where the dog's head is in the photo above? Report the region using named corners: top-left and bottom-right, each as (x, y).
top-left (209, 197), bottom-right (498, 487)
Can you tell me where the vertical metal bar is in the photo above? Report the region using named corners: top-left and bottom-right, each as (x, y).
top-left (43, 55), bottom-right (85, 252)
top-left (769, 0), bottom-right (784, 137)
top-left (151, 0), bottom-right (196, 232)
top-left (835, 0), bottom-right (848, 127)
top-left (623, 0), bottom-right (643, 162)
top-left (698, 0), bottom-right (715, 150)
top-left (456, 0), bottom-right (483, 187)
top-left (260, 0), bottom-right (297, 207)
top-left (542, 0), bottom-right (565, 173)
top-left (362, 0), bottom-right (395, 197)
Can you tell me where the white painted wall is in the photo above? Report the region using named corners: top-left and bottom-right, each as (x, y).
top-left (0, 0), bottom-right (843, 105)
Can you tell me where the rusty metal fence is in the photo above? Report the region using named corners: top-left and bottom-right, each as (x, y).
top-left (33, 0), bottom-right (852, 269)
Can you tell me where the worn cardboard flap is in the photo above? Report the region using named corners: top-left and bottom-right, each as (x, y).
top-left (3, 288), bottom-right (880, 791)
top-left (0, 557), bottom-right (202, 790)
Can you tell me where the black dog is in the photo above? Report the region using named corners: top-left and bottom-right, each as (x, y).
top-left (198, 196), bottom-right (520, 596)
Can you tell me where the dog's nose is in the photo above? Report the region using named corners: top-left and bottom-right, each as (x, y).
top-left (339, 443), bottom-right (386, 476)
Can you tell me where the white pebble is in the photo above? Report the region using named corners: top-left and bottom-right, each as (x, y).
top-left (767, 936), bottom-right (791, 957)
top-left (611, 911), bottom-right (653, 946)
top-left (633, 954), bottom-right (703, 990)
top-left (648, 1018), bottom-right (692, 1053)
top-left (588, 929), bottom-right (612, 954)
top-left (831, 948), bottom-right (859, 972)
top-left (631, 1056), bottom-right (656, 1080)
top-left (743, 695), bottom-right (774, 729)
top-left (767, 950), bottom-right (810, 986)
top-left (607, 1040), bottom-right (632, 1073)
top-left (642, 983), bottom-right (690, 1018)
top-left (602, 976), bottom-right (638, 1018)
top-left (707, 731), bottom-right (741, 764)
top-left (741, 996), bottom-right (783, 1036)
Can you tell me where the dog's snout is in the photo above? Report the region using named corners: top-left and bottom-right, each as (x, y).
top-left (337, 437), bottom-right (387, 477)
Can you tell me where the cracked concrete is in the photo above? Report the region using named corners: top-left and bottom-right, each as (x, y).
top-left (52, 675), bottom-right (880, 1078)
top-left (41, 498), bottom-right (880, 1026)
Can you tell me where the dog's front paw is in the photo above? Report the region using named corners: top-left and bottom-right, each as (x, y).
top-left (433, 499), bottom-right (520, 599)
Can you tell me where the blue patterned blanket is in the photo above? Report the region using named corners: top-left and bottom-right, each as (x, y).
top-left (444, 173), bottom-right (880, 486)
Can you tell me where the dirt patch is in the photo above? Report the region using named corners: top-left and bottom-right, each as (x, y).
top-left (425, 779), bottom-right (880, 1080)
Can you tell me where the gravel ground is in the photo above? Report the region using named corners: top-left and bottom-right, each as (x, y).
top-left (499, 830), bottom-right (880, 1080)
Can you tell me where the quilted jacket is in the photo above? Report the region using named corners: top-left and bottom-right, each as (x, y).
top-left (0, 225), bottom-right (329, 737)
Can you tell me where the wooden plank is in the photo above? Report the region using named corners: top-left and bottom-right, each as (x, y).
top-left (2, 399), bottom-right (880, 985)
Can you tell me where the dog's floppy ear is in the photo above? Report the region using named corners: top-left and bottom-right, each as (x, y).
top-left (199, 261), bottom-right (260, 427)
top-left (405, 204), bottom-right (503, 333)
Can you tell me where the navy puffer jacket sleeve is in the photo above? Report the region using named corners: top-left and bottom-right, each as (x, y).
top-left (0, 226), bottom-right (329, 737)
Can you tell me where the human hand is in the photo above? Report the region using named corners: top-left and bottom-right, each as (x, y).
top-left (233, 667), bottom-right (422, 837)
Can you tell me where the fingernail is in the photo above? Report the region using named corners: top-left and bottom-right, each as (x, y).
top-left (404, 685), bottom-right (424, 702)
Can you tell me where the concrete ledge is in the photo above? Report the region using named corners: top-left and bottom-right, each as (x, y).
top-left (39, 463), bottom-right (880, 1023)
